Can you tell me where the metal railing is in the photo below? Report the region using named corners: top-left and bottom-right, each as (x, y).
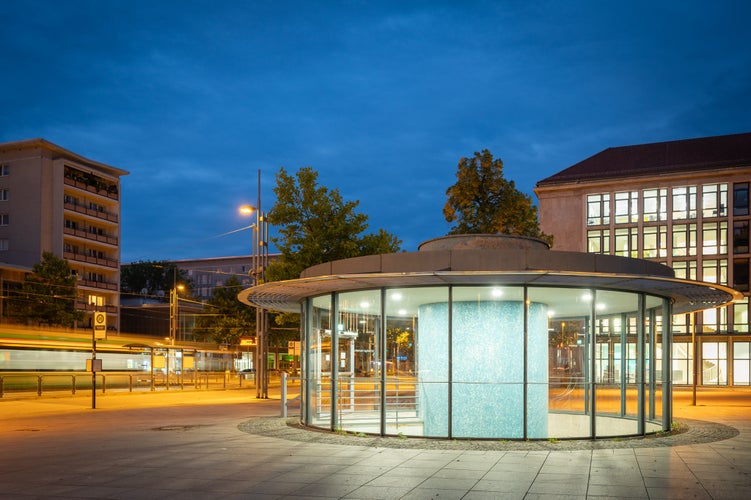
top-left (0, 371), bottom-right (255, 398)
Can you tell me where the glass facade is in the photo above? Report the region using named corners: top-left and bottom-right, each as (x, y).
top-left (583, 181), bottom-right (751, 386)
top-left (301, 285), bottom-right (670, 439)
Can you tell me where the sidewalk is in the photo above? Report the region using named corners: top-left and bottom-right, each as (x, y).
top-left (1, 387), bottom-right (750, 499)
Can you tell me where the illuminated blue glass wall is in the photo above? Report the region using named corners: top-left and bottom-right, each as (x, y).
top-left (420, 300), bottom-right (548, 438)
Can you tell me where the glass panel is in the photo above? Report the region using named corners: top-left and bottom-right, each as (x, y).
top-left (594, 290), bottom-right (639, 437)
top-left (734, 259), bottom-right (749, 292)
top-left (734, 299), bottom-right (749, 333)
top-left (335, 290), bottom-right (381, 434)
top-left (672, 342), bottom-right (693, 385)
top-left (734, 183), bottom-right (749, 216)
top-left (386, 287), bottom-right (448, 437)
top-left (734, 342), bottom-right (751, 385)
top-left (530, 287), bottom-right (593, 439)
top-left (307, 294), bottom-right (332, 427)
top-left (702, 341), bottom-right (728, 385)
top-left (734, 220), bottom-right (749, 254)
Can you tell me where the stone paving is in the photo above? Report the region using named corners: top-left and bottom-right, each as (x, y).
top-left (0, 387), bottom-right (750, 499)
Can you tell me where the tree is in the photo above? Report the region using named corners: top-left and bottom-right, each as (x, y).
top-left (7, 252), bottom-right (84, 327)
top-left (194, 276), bottom-right (255, 345)
top-left (121, 260), bottom-right (193, 299)
top-left (266, 166), bottom-right (402, 282)
top-left (443, 149), bottom-right (552, 244)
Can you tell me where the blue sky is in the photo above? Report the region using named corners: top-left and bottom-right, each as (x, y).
top-left (2, 1), bottom-right (750, 262)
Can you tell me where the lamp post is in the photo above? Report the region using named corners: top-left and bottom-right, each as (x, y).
top-left (240, 170), bottom-right (270, 398)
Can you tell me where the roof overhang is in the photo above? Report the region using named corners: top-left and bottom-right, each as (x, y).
top-left (238, 270), bottom-right (741, 315)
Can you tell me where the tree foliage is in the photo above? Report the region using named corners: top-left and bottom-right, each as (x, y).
top-left (8, 252), bottom-right (84, 327)
top-left (120, 260), bottom-right (193, 299)
top-left (443, 149), bottom-right (552, 244)
top-left (194, 276), bottom-right (255, 345)
top-left (266, 166), bottom-right (402, 282)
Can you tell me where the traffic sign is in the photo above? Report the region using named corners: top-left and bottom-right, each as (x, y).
top-left (94, 312), bottom-right (107, 339)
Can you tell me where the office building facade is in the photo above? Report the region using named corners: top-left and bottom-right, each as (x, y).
top-left (0, 139), bottom-right (128, 329)
top-left (535, 132), bottom-right (751, 386)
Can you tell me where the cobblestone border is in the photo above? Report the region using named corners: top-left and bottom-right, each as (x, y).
top-left (238, 417), bottom-right (738, 451)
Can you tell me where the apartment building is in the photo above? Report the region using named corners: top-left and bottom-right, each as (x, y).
top-left (0, 138), bottom-right (128, 330)
top-left (535, 131), bottom-right (751, 386)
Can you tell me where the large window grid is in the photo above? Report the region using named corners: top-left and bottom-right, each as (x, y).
top-left (614, 191), bottom-right (638, 224)
top-left (702, 306), bottom-right (727, 334)
top-left (672, 186), bottom-right (697, 220)
top-left (702, 222), bottom-right (728, 255)
top-left (642, 225), bottom-right (667, 258)
top-left (587, 230), bottom-right (609, 254)
top-left (672, 260), bottom-right (697, 281)
top-left (587, 193), bottom-right (610, 226)
top-left (702, 341), bottom-right (728, 385)
top-left (702, 183), bottom-right (728, 218)
top-left (614, 227), bottom-right (638, 258)
top-left (672, 223), bottom-right (697, 257)
top-left (702, 259), bottom-right (728, 285)
top-left (643, 188), bottom-right (668, 222)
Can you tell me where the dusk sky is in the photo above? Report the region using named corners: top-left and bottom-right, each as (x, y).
top-left (2, 1), bottom-right (750, 263)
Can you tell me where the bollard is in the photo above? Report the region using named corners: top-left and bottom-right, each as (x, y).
top-left (281, 371), bottom-right (287, 417)
top-left (38, 375), bottom-right (43, 396)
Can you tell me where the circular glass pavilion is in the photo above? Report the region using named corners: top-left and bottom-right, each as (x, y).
top-left (239, 235), bottom-right (739, 440)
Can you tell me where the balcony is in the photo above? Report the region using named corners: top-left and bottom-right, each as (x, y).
top-left (76, 301), bottom-right (118, 314)
top-left (63, 227), bottom-right (118, 247)
top-left (63, 176), bottom-right (119, 201)
top-left (64, 201), bottom-right (119, 224)
top-left (79, 278), bottom-right (119, 291)
top-left (64, 251), bottom-right (118, 269)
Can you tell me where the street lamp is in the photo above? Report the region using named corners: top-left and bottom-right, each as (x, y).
top-left (240, 171), bottom-right (270, 398)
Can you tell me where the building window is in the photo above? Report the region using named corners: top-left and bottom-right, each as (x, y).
top-left (642, 188), bottom-right (668, 222)
top-left (672, 186), bottom-right (697, 220)
top-left (734, 220), bottom-right (750, 254)
top-left (702, 259), bottom-right (728, 285)
top-left (642, 225), bottom-right (667, 258)
top-left (672, 260), bottom-right (697, 280)
top-left (0, 238), bottom-right (8, 251)
top-left (734, 183), bottom-right (749, 216)
top-left (734, 342), bottom-right (751, 385)
top-left (614, 227), bottom-right (637, 257)
top-left (0, 165), bottom-right (9, 176)
top-left (702, 341), bottom-right (727, 385)
top-left (614, 191), bottom-right (638, 224)
top-left (701, 183), bottom-right (728, 218)
top-left (88, 295), bottom-right (105, 306)
top-left (734, 299), bottom-right (749, 333)
top-left (703, 306), bottom-right (727, 334)
top-left (702, 222), bottom-right (728, 255)
top-left (672, 223), bottom-right (697, 257)
top-left (587, 230), bottom-right (609, 254)
top-left (0, 189), bottom-right (8, 201)
top-left (734, 258), bottom-right (749, 292)
top-left (0, 214), bottom-right (8, 226)
top-left (672, 342), bottom-right (693, 385)
top-left (587, 193), bottom-right (610, 226)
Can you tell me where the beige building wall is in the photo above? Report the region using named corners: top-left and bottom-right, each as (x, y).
top-left (0, 139), bottom-right (128, 330)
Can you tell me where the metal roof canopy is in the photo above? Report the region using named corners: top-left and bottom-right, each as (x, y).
top-left (238, 244), bottom-right (741, 315)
